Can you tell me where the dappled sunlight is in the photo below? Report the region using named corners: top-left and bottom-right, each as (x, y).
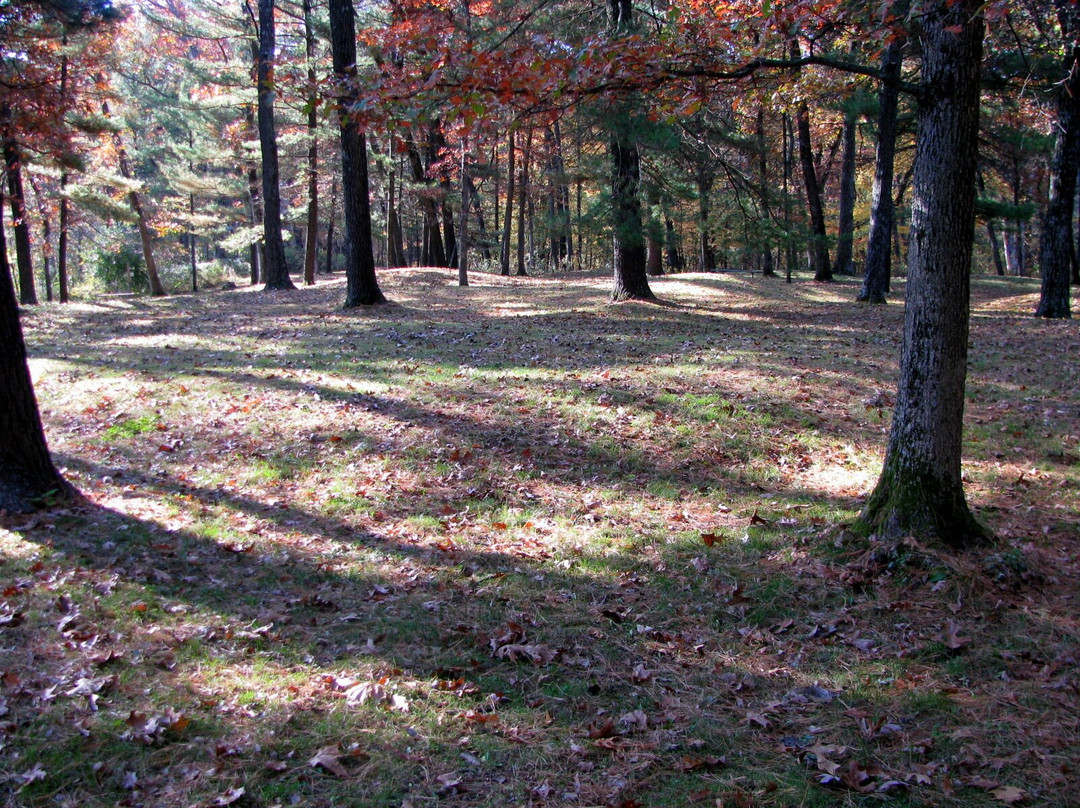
top-left (8, 269), bottom-right (1078, 808)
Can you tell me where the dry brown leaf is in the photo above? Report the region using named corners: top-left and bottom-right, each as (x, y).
top-left (991, 786), bottom-right (1027, 804)
top-left (309, 745), bottom-right (349, 777)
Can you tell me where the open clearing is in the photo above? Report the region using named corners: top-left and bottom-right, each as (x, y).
top-left (3, 269), bottom-right (1078, 807)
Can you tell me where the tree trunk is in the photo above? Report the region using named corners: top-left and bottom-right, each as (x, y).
top-left (27, 175), bottom-right (53, 302)
top-left (458, 137), bottom-right (469, 287)
top-left (516, 127), bottom-right (531, 276)
top-left (2, 124), bottom-right (37, 305)
top-left (245, 105), bottom-right (263, 285)
top-left (329, 0), bottom-right (386, 307)
top-left (833, 109), bottom-right (857, 276)
top-left (858, 31), bottom-right (903, 302)
top-left (387, 165), bottom-right (406, 267)
top-left (302, 0), bottom-right (319, 286)
top-left (256, 0), bottom-right (295, 291)
top-left (500, 130), bottom-right (515, 276)
top-left (1005, 226), bottom-right (1025, 276)
top-left (406, 139), bottom-right (446, 267)
top-left (757, 107), bottom-right (776, 277)
top-left (324, 174), bottom-right (337, 274)
top-left (796, 102), bottom-right (832, 282)
top-left (58, 171), bottom-right (70, 303)
top-left (1036, 4), bottom-right (1079, 318)
top-left (859, 0), bottom-right (989, 548)
top-left (0, 183), bottom-right (74, 512)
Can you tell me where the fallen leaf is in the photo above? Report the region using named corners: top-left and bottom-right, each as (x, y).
top-left (991, 786), bottom-right (1027, 804)
top-left (309, 745), bottom-right (349, 777)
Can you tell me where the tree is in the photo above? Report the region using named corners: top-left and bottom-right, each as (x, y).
top-left (796, 101), bottom-right (832, 282)
top-left (858, 0), bottom-right (906, 303)
top-left (1035, 0), bottom-right (1079, 319)
top-left (608, 0), bottom-right (653, 301)
top-left (328, 0), bottom-right (385, 307)
top-left (857, 0), bottom-right (989, 548)
top-left (2, 117), bottom-right (38, 305)
top-left (254, 0), bottom-right (295, 291)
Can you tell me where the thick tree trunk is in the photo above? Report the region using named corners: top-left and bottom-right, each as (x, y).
top-left (0, 188), bottom-right (74, 512)
top-left (833, 110), bottom-right (857, 276)
top-left (500, 130), bottom-right (515, 276)
top-left (329, 0), bottom-right (386, 307)
top-left (796, 102), bottom-right (832, 282)
top-left (256, 0), bottom-right (295, 291)
top-left (1036, 6), bottom-right (1079, 318)
top-left (859, 0), bottom-right (989, 548)
top-left (610, 130), bottom-right (653, 300)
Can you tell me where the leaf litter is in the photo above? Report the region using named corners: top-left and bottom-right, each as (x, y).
top-left (3, 270), bottom-right (1077, 807)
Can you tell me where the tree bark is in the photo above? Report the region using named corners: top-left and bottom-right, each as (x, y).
top-left (256, 0), bottom-right (295, 291)
top-left (516, 127), bottom-right (531, 276)
top-left (757, 107), bottom-right (776, 277)
top-left (387, 164), bottom-right (406, 267)
top-left (458, 137), bottom-right (469, 287)
top-left (833, 109), bottom-right (857, 276)
top-left (796, 102), bottom-right (832, 282)
top-left (329, 0), bottom-right (386, 306)
top-left (57, 51), bottom-right (71, 303)
top-left (0, 184), bottom-right (75, 512)
top-left (1, 122), bottom-right (37, 305)
top-left (859, 0), bottom-right (989, 548)
top-left (303, 0), bottom-right (319, 286)
top-left (500, 130), bottom-right (515, 276)
top-left (1036, 2), bottom-right (1080, 318)
top-left (859, 30), bottom-right (903, 303)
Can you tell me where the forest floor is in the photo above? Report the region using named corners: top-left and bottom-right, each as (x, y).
top-left (3, 268), bottom-right (1079, 808)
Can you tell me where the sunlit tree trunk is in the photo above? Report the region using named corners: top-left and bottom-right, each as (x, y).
top-left (859, 0), bottom-right (989, 548)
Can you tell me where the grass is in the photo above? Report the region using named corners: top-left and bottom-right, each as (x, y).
top-left (3, 268), bottom-right (1078, 807)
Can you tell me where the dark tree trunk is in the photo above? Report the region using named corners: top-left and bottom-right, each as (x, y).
top-left (859, 0), bottom-right (989, 548)
top-left (256, 0), bottom-right (295, 291)
top-left (324, 174), bottom-right (337, 274)
top-left (0, 185), bottom-right (74, 512)
top-left (406, 139), bottom-right (446, 267)
top-left (58, 173), bottom-right (70, 302)
top-left (610, 128), bottom-right (653, 300)
top-left (607, 0), bottom-right (653, 301)
top-left (500, 130), bottom-right (515, 276)
top-left (665, 218), bottom-right (683, 271)
top-left (387, 166), bottom-right (406, 267)
top-left (303, 0), bottom-right (319, 286)
top-left (833, 110), bottom-right (857, 276)
top-left (859, 29), bottom-right (903, 303)
top-left (458, 137), bottom-right (469, 287)
top-left (978, 173), bottom-right (1006, 276)
top-left (1036, 3), bottom-right (1080, 318)
top-left (757, 107), bottom-right (776, 277)
top-left (329, 0), bottom-right (386, 307)
top-left (796, 102), bottom-right (832, 282)
top-left (516, 127), bottom-right (531, 276)
top-left (27, 175), bottom-right (52, 302)
top-left (2, 124), bottom-right (36, 305)
top-left (466, 175), bottom-right (490, 261)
